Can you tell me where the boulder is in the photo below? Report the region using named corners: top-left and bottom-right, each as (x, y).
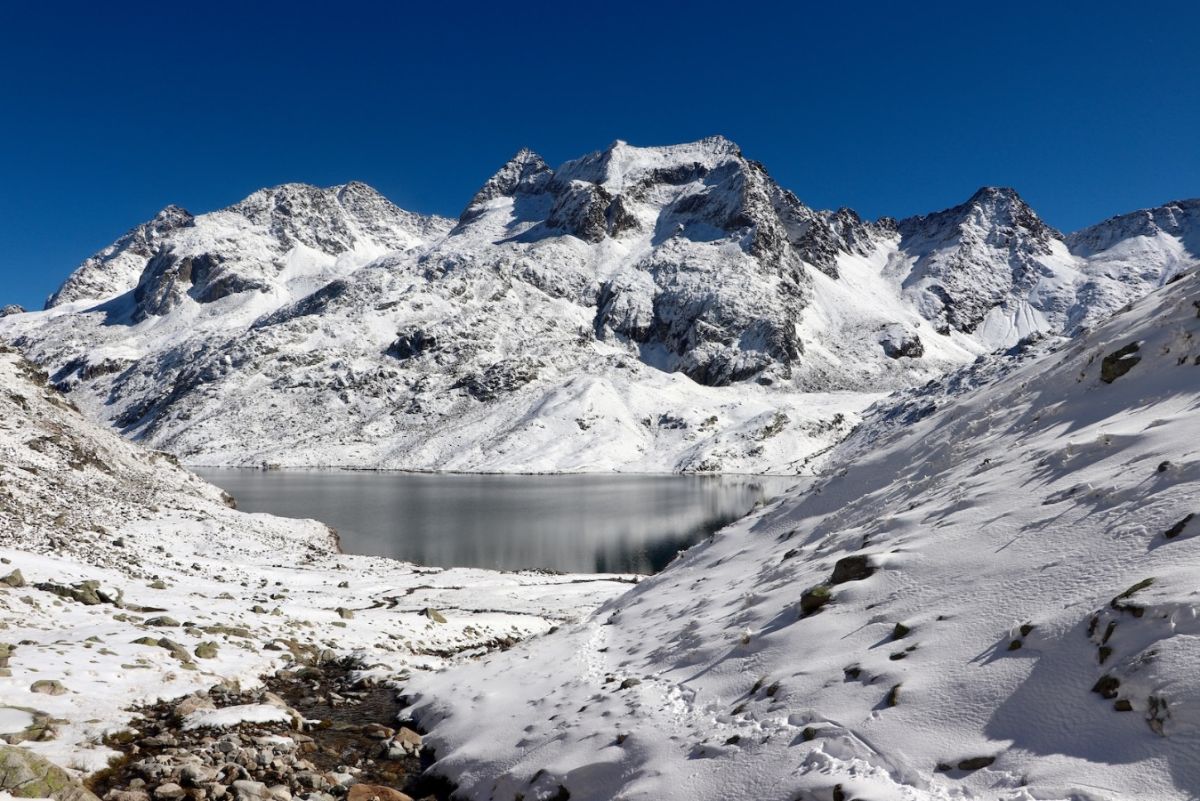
top-left (173, 693), bottom-right (216, 720)
top-left (232, 780), bottom-right (268, 801)
top-left (1100, 341), bottom-right (1141, 383)
top-left (345, 785), bottom-right (413, 801)
top-left (0, 744), bottom-right (101, 801)
top-left (394, 727), bottom-right (421, 756)
top-left (30, 680), bottom-right (67, 696)
top-left (830, 554), bottom-right (875, 584)
top-left (153, 783), bottom-right (186, 800)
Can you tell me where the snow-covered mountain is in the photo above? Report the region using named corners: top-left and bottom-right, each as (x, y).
top-left (0, 342), bottom-right (627, 773)
top-left (408, 267), bottom-right (1200, 800)
top-left (1, 139), bottom-right (1196, 472)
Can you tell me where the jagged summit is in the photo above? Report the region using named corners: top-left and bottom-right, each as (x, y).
top-left (41, 181), bottom-right (454, 321)
top-left (45, 203), bottom-right (196, 309)
top-left (459, 148), bottom-right (552, 221)
top-left (4, 139), bottom-right (1195, 473)
top-left (892, 185), bottom-right (1071, 339)
top-left (902, 185), bottom-right (1062, 244)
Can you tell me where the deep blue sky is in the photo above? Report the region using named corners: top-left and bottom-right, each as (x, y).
top-left (2, 1), bottom-right (1198, 309)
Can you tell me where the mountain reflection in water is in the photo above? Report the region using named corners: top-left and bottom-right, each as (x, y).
top-left (195, 469), bottom-right (801, 574)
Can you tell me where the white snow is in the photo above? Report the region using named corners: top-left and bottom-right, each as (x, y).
top-left (407, 270), bottom-right (1200, 800)
top-left (0, 346), bottom-right (628, 774)
top-left (182, 705), bottom-right (292, 731)
top-left (3, 146), bottom-right (1196, 477)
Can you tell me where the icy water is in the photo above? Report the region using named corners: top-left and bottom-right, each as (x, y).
top-left (195, 469), bottom-right (800, 574)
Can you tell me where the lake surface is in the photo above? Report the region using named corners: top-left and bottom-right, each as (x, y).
top-left (195, 469), bottom-right (800, 574)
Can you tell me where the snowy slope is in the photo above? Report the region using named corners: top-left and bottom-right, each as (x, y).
top-left (407, 270), bottom-right (1200, 800)
top-left (0, 345), bottom-right (628, 771)
top-left (2, 140), bottom-right (1196, 473)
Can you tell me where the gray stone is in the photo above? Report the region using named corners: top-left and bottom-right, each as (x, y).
top-left (0, 744), bottom-right (101, 801)
top-left (30, 680), bottom-right (67, 696)
top-left (232, 781), bottom-right (268, 801)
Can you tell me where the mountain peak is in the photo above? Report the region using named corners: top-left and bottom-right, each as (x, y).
top-left (967, 185), bottom-right (1023, 204)
top-left (895, 186), bottom-right (1067, 337)
top-left (460, 149), bottom-right (553, 221)
top-left (901, 185), bottom-right (1060, 242)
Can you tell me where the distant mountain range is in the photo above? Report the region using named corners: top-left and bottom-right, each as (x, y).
top-left (2, 137), bottom-right (1196, 472)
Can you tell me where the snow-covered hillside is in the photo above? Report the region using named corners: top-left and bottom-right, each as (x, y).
top-left (0, 345), bottom-right (628, 771)
top-left (1, 139), bottom-right (1196, 472)
top-left (407, 270), bottom-right (1200, 800)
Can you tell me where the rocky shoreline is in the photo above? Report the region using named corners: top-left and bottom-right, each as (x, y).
top-left (86, 659), bottom-right (450, 801)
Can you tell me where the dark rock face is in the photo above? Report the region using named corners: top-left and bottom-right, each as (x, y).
top-left (253, 280), bottom-right (353, 330)
top-left (776, 202), bottom-right (892, 279)
top-left (45, 205), bottom-right (196, 309)
top-left (134, 251), bottom-right (269, 322)
top-left (452, 360), bottom-right (541, 401)
top-left (1100, 342), bottom-right (1141, 383)
top-left (385, 330), bottom-right (438, 361)
top-left (882, 329), bottom-right (925, 359)
top-left (0, 305), bottom-right (25, 317)
top-left (459, 149), bottom-right (553, 223)
top-left (830, 554), bottom-right (874, 584)
top-left (546, 181), bottom-right (615, 243)
top-left (456, 137), bottom-right (880, 387)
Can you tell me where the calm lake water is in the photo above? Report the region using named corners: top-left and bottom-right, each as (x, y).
top-left (195, 469), bottom-right (800, 574)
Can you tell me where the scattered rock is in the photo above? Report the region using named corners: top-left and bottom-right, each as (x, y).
top-left (956, 756), bottom-right (995, 771)
top-left (1091, 675), bottom-right (1121, 699)
top-left (30, 680), bottom-right (67, 696)
top-left (1, 569), bottom-right (25, 588)
top-left (830, 554), bottom-right (874, 584)
top-left (346, 785), bottom-right (413, 801)
top-left (173, 694), bottom-right (216, 720)
top-left (1099, 341), bottom-right (1141, 383)
top-left (1164, 513), bottom-right (1195, 540)
top-left (421, 608), bottom-right (446, 624)
top-left (232, 780), bottom-right (268, 801)
top-left (799, 585), bottom-right (832, 617)
top-left (881, 328), bottom-right (924, 359)
top-left (194, 642), bottom-right (220, 660)
top-left (153, 783), bottom-right (185, 800)
top-left (34, 580), bottom-right (109, 606)
top-left (392, 728), bottom-right (421, 756)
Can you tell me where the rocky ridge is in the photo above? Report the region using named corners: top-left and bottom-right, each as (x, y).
top-left (1, 139), bottom-right (1197, 473)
